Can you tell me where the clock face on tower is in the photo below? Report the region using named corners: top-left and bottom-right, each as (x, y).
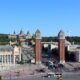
top-left (36, 34), bottom-right (40, 38)
top-left (60, 34), bottom-right (64, 37)
top-left (36, 33), bottom-right (40, 37)
top-left (36, 33), bottom-right (41, 39)
top-left (35, 29), bottom-right (41, 39)
top-left (58, 30), bottom-right (65, 39)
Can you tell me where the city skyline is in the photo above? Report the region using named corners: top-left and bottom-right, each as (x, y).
top-left (0, 0), bottom-right (80, 36)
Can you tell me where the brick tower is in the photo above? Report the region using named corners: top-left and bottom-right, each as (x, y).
top-left (58, 30), bottom-right (65, 64)
top-left (35, 29), bottom-right (42, 64)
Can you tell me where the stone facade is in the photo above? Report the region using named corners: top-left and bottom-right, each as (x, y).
top-left (8, 30), bottom-right (32, 46)
top-left (0, 45), bottom-right (21, 66)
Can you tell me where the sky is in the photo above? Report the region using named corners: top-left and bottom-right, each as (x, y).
top-left (0, 0), bottom-right (80, 36)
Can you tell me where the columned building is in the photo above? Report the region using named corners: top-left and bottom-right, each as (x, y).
top-left (35, 30), bottom-right (42, 64)
top-left (18, 29), bottom-right (26, 46)
top-left (58, 30), bottom-right (65, 64)
top-left (0, 45), bottom-right (21, 66)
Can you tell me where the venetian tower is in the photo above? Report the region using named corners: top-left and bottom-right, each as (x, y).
top-left (58, 30), bottom-right (65, 64)
top-left (35, 29), bottom-right (42, 64)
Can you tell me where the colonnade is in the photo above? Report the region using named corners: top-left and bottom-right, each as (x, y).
top-left (0, 54), bottom-right (15, 65)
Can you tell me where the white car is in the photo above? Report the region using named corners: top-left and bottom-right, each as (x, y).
top-left (54, 73), bottom-right (62, 78)
top-left (44, 72), bottom-right (55, 78)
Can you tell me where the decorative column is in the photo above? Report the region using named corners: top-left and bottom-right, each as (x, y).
top-left (35, 29), bottom-right (42, 64)
top-left (13, 55), bottom-right (15, 64)
top-left (5, 55), bottom-right (7, 64)
top-left (6, 55), bottom-right (8, 64)
top-left (2, 55), bottom-right (3, 65)
top-left (5, 55), bottom-right (6, 64)
top-left (19, 47), bottom-right (21, 61)
top-left (13, 47), bottom-right (15, 65)
top-left (58, 30), bottom-right (65, 64)
top-left (10, 55), bottom-right (11, 64)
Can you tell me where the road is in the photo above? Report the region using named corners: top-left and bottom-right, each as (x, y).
top-left (3, 72), bottom-right (80, 80)
top-left (3, 74), bottom-right (57, 80)
top-left (63, 74), bottom-right (80, 80)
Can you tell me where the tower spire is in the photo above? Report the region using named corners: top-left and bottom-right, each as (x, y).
top-left (58, 30), bottom-right (65, 64)
top-left (35, 29), bottom-right (42, 64)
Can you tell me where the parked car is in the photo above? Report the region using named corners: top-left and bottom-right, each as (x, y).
top-left (43, 72), bottom-right (55, 78)
top-left (54, 73), bottom-right (62, 78)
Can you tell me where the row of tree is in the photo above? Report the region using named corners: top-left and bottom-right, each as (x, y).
top-left (0, 34), bottom-right (80, 45)
top-left (42, 36), bottom-right (80, 44)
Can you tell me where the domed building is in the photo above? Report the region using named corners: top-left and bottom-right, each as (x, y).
top-left (8, 31), bottom-right (17, 39)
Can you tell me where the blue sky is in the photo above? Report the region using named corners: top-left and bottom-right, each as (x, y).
top-left (0, 0), bottom-right (80, 36)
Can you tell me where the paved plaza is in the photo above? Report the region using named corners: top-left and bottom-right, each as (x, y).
top-left (2, 73), bottom-right (80, 80)
top-left (2, 75), bottom-right (57, 80)
top-left (0, 64), bottom-right (52, 80)
top-left (0, 63), bottom-right (80, 80)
